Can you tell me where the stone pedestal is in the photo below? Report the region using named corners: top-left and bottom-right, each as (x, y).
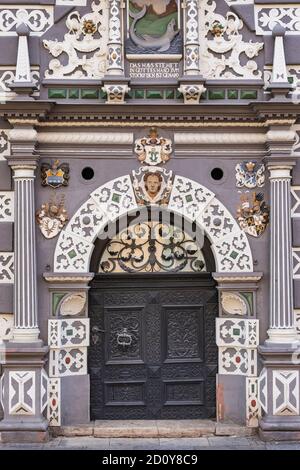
top-left (0, 343), bottom-right (49, 443)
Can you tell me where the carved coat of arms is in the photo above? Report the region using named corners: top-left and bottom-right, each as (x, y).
top-left (237, 192), bottom-right (269, 238)
top-left (235, 161), bottom-right (265, 189)
top-left (36, 195), bottom-right (69, 239)
top-left (41, 160), bottom-right (70, 188)
top-left (135, 128), bottom-right (172, 166)
top-left (132, 167), bottom-right (173, 206)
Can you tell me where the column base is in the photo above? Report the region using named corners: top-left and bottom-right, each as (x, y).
top-left (12, 327), bottom-right (41, 343)
top-left (259, 416), bottom-right (300, 441)
top-left (265, 328), bottom-right (299, 348)
top-left (0, 418), bottom-right (49, 443)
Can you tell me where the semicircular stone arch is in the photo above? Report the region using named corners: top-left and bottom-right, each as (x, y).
top-left (53, 174), bottom-right (253, 273)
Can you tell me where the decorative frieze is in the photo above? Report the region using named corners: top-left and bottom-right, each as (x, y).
top-left (0, 130), bottom-right (9, 160)
top-left (9, 371), bottom-right (35, 415)
top-left (273, 371), bottom-right (299, 416)
top-left (292, 248), bottom-right (300, 279)
top-left (102, 83), bottom-right (130, 104)
top-left (258, 368), bottom-right (268, 414)
top-left (0, 314), bottom-right (14, 342)
top-left (49, 347), bottom-right (87, 377)
top-left (0, 7), bottom-right (54, 36)
top-left (255, 5), bottom-right (300, 35)
top-left (216, 318), bottom-right (259, 348)
top-left (48, 319), bottom-right (90, 349)
top-left (0, 192), bottom-right (14, 222)
top-left (41, 369), bottom-right (48, 414)
top-left (0, 253), bottom-right (14, 284)
top-left (246, 377), bottom-right (261, 428)
top-left (219, 346), bottom-right (257, 376)
top-left (47, 378), bottom-right (61, 426)
top-left (291, 187), bottom-right (300, 218)
top-left (43, 0), bottom-right (109, 79)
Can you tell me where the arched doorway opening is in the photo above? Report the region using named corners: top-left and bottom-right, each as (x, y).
top-left (88, 210), bottom-right (218, 420)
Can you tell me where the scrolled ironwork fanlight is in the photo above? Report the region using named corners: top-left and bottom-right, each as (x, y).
top-left (98, 221), bottom-right (206, 274)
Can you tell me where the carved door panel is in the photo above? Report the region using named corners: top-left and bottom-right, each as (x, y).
top-left (89, 275), bottom-right (218, 420)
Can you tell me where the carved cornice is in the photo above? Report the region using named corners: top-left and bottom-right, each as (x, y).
top-left (213, 273), bottom-right (263, 283)
top-left (175, 132), bottom-right (266, 144)
top-left (43, 273), bottom-right (95, 284)
top-left (38, 132), bottom-right (133, 145)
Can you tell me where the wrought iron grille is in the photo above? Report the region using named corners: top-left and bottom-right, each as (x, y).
top-left (98, 221), bottom-right (207, 274)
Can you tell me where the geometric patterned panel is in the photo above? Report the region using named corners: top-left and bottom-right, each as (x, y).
top-left (0, 129), bottom-right (9, 160)
top-left (47, 378), bottom-right (60, 427)
top-left (212, 232), bottom-right (253, 272)
top-left (0, 373), bottom-right (4, 409)
top-left (216, 318), bottom-right (259, 348)
top-left (200, 197), bottom-right (240, 242)
top-left (0, 313), bottom-right (13, 342)
top-left (41, 369), bottom-right (48, 414)
top-left (295, 309), bottom-right (300, 335)
top-left (54, 231), bottom-right (94, 273)
top-left (168, 175), bottom-right (215, 223)
top-left (48, 318), bottom-right (90, 348)
top-left (246, 377), bottom-right (261, 428)
top-left (273, 370), bottom-right (299, 416)
top-left (49, 347), bottom-right (87, 377)
top-left (0, 192), bottom-right (14, 222)
top-left (292, 248), bottom-right (300, 279)
top-left (0, 252), bottom-right (14, 283)
top-left (91, 175), bottom-right (137, 223)
top-left (218, 347), bottom-right (257, 376)
top-left (291, 186), bottom-right (300, 218)
top-left (9, 371), bottom-right (35, 415)
top-left (67, 197), bottom-right (108, 243)
top-left (258, 368), bottom-right (268, 414)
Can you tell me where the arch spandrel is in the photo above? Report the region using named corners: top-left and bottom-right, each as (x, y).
top-left (54, 174), bottom-right (254, 273)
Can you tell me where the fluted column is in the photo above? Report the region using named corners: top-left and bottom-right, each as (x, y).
top-left (6, 124), bottom-right (40, 342)
top-left (267, 164), bottom-right (297, 344)
top-left (11, 164), bottom-right (39, 342)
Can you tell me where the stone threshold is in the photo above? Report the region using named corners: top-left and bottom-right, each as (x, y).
top-left (51, 420), bottom-right (257, 439)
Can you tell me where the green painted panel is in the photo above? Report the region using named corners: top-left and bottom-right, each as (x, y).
top-left (146, 90), bottom-right (163, 99)
top-left (68, 88), bottom-right (80, 99)
top-left (240, 90), bottom-right (257, 100)
top-left (134, 89), bottom-right (145, 99)
top-left (165, 89), bottom-right (175, 99)
top-left (208, 90), bottom-right (225, 100)
top-left (81, 89), bottom-right (99, 99)
top-left (227, 89), bottom-right (238, 99)
top-left (48, 89), bottom-right (67, 99)
top-left (52, 293), bottom-right (65, 316)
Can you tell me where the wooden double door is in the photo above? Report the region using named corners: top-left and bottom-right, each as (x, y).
top-left (88, 274), bottom-right (218, 420)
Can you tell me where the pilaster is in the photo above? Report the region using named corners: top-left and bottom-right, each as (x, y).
top-left (103, 0), bottom-right (130, 104)
top-left (0, 121), bottom-right (49, 443)
top-left (258, 123), bottom-right (300, 440)
top-left (179, 0), bottom-right (205, 104)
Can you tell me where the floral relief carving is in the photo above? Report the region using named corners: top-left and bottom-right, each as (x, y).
top-left (199, 0), bottom-right (263, 79)
top-left (43, 0), bottom-right (109, 79)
